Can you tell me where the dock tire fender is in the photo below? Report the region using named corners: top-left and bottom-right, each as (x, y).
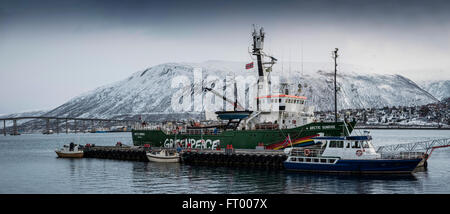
top-left (192, 153), bottom-right (199, 159)
top-left (244, 154), bottom-right (251, 163)
top-left (258, 155), bottom-right (265, 162)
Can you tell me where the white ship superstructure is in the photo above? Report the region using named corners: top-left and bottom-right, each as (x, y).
top-left (238, 25), bottom-right (315, 130)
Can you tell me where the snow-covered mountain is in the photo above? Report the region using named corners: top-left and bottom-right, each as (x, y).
top-left (418, 80), bottom-right (450, 101)
top-left (38, 60), bottom-right (439, 122)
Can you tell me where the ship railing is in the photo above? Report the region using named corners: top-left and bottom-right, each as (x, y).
top-left (133, 124), bottom-right (225, 135)
top-left (133, 125), bottom-right (163, 130)
top-left (133, 125), bottom-right (185, 133)
top-left (184, 129), bottom-right (222, 135)
top-left (289, 148), bottom-right (324, 158)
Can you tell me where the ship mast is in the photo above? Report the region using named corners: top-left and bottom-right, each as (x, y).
top-left (251, 25), bottom-right (277, 111)
top-left (333, 48), bottom-right (339, 123)
top-left (252, 25), bottom-right (265, 111)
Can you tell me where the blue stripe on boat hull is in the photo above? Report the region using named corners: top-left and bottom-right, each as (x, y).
top-left (284, 159), bottom-right (422, 174)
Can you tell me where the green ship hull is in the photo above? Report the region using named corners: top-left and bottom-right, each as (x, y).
top-left (132, 121), bottom-right (357, 150)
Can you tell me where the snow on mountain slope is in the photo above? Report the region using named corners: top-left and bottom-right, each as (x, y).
top-left (40, 61), bottom-right (439, 121)
top-left (418, 80), bottom-right (450, 101)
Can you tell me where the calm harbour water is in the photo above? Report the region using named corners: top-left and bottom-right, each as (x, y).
top-left (0, 130), bottom-right (449, 194)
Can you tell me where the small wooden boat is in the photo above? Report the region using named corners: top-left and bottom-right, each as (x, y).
top-left (55, 142), bottom-right (83, 158)
top-left (146, 149), bottom-right (180, 163)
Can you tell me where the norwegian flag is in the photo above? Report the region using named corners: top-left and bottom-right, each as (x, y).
top-left (282, 134), bottom-right (292, 147)
top-left (245, 62), bottom-right (254, 69)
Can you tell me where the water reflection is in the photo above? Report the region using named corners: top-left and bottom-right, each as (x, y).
top-left (284, 171), bottom-right (418, 194)
top-left (1, 132), bottom-right (449, 193)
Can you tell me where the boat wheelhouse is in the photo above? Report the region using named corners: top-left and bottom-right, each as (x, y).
top-left (284, 135), bottom-right (423, 173)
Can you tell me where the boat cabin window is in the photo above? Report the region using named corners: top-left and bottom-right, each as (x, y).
top-left (346, 142), bottom-right (350, 148)
top-left (329, 141), bottom-right (344, 148)
top-left (329, 141), bottom-right (335, 148)
top-left (362, 141), bottom-right (370, 148)
top-left (352, 141), bottom-right (361, 148)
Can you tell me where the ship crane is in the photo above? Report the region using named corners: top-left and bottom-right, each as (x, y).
top-left (203, 82), bottom-right (253, 130)
top-left (202, 86), bottom-right (245, 111)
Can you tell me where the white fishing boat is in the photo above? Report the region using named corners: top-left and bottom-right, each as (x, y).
top-left (146, 149), bottom-right (180, 163)
top-left (55, 142), bottom-right (83, 158)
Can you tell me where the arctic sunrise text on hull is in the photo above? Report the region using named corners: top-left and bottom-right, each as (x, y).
top-left (132, 25), bottom-right (356, 150)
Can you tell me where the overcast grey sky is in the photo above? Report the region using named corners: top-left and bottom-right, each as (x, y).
top-left (1, 0), bottom-right (449, 114)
